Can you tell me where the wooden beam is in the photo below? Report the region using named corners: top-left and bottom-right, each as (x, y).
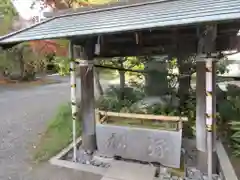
top-left (98, 110), bottom-right (188, 122)
top-left (70, 23), bottom-right (240, 59)
top-left (94, 34), bottom-right (239, 58)
top-left (99, 42), bottom-right (196, 57)
top-left (103, 33), bottom-right (197, 44)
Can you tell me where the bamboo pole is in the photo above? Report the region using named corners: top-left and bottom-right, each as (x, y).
top-left (69, 41), bottom-right (77, 162)
top-left (99, 115), bottom-right (108, 124)
top-left (97, 110), bottom-right (188, 122)
top-left (206, 59), bottom-right (214, 180)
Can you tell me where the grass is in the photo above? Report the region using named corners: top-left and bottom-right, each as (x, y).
top-left (33, 103), bottom-right (81, 163)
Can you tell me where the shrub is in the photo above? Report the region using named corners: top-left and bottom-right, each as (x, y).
top-left (218, 84), bottom-right (240, 156)
top-left (229, 121), bottom-right (240, 156)
top-left (96, 85), bottom-right (145, 112)
top-left (53, 56), bottom-right (70, 76)
top-left (96, 82), bottom-right (240, 145)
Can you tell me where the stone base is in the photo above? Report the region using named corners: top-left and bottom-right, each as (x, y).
top-left (77, 148), bottom-right (111, 168)
top-left (77, 148), bottom-right (94, 164)
top-left (196, 150), bottom-right (217, 174)
top-left (186, 167), bottom-right (221, 180)
top-left (49, 137), bottom-right (236, 180)
top-left (81, 134), bottom-right (97, 153)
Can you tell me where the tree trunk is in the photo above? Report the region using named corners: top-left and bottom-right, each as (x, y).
top-left (13, 45), bottom-right (26, 80)
top-left (94, 67), bottom-right (103, 96)
top-left (19, 57), bottom-right (25, 79)
top-left (144, 56), bottom-right (168, 96)
top-left (16, 47), bottom-right (25, 80)
top-left (177, 55), bottom-right (192, 111)
top-left (119, 57), bottom-right (125, 100)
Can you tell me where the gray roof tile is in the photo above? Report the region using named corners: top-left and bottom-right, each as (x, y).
top-left (1, 0), bottom-right (240, 45)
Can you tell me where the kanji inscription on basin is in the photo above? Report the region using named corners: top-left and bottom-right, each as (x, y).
top-left (107, 133), bottom-right (127, 151)
top-left (148, 137), bottom-right (170, 160)
top-left (96, 124), bottom-right (182, 168)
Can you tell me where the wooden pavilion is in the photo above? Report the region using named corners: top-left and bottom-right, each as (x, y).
top-left (1, 0), bottom-right (240, 178)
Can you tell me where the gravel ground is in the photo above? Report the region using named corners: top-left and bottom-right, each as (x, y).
top-left (0, 78), bottom-right (101, 180)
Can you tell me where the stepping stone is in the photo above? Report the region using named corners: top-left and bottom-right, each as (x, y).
top-left (104, 161), bottom-right (156, 180)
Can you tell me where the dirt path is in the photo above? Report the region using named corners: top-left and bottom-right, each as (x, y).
top-left (0, 79), bottom-right (101, 180)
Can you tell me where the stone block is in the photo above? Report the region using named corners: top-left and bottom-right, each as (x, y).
top-left (96, 124), bottom-right (182, 168)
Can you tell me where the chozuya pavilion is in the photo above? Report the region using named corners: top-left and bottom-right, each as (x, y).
top-left (1, 0), bottom-right (240, 179)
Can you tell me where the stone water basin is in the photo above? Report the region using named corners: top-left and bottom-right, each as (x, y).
top-left (96, 115), bottom-right (183, 168)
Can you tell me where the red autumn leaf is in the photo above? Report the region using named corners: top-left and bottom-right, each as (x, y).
top-left (29, 0), bottom-right (94, 57)
top-left (30, 40), bottom-right (67, 56)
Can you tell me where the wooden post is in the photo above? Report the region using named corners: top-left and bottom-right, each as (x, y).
top-left (69, 40), bottom-right (77, 162)
top-left (79, 40), bottom-right (97, 153)
top-left (196, 60), bottom-right (207, 152)
top-left (196, 25), bottom-right (217, 175)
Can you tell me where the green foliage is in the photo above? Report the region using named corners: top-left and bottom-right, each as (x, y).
top-left (97, 95), bottom-right (132, 112)
top-left (129, 103), bottom-right (179, 116)
top-left (107, 85), bottom-right (145, 102)
top-left (97, 85), bottom-right (188, 132)
top-left (125, 57), bottom-right (145, 85)
top-left (98, 56), bottom-right (145, 83)
top-left (181, 91), bottom-right (197, 137)
top-left (1, 44), bottom-right (44, 80)
top-left (0, 0), bottom-right (54, 78)
top-left (0, 2), bottom-right (48, 79)
top-left (97, 85), bottom-right (181, 117)
top-left (216, 84), bottom-right (240, 156)
top-left (218, 85), bottom-right (240, 125)
top-left (0, 0), bottom-right (16, 17)
top-left (96, 86), bottom-right (145, 112)
top-left (217, 58), bottom-right (228, 75)
top-left (0, 50), bottom-right (11, 70)
top-left (168, 58), bottom-right (178, 73)
top-left (53, 56), bottom-right (70, 76)
top-left (0, 1), bottom-right (16, 71)
top-left (0, 0), bottom-right (17, 36)
top-left (229, 121), bottom-right (240, 157)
